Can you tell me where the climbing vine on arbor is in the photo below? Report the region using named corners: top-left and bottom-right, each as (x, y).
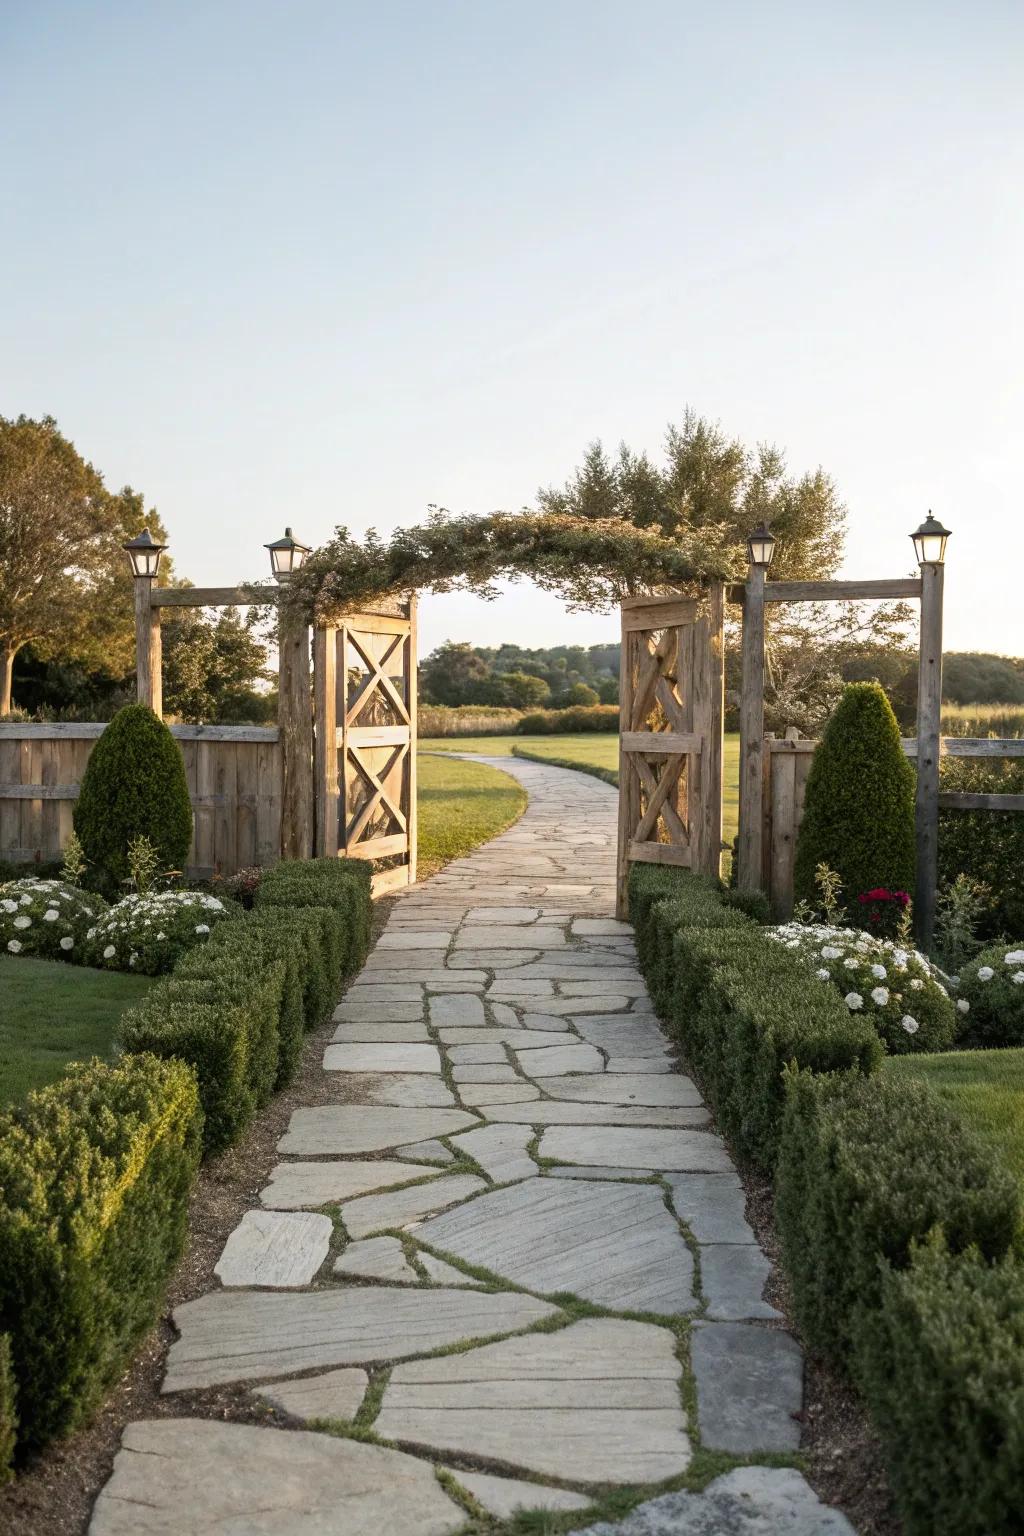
top-left (284, 510), bottom-right (736, 623)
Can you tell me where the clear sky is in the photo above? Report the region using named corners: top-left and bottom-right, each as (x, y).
top-left (3, 1), bottom-right (1021, 658)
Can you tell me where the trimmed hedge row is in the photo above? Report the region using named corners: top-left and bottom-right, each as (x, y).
top-left (859, 1241), bottom-right (1024, 1536)
top-left (0, 1056), bottom-right (202, 1460)
top-left (0, 1336), bottom-right (14, 1485)
top-left (628, 864), bottom-right (879, 1166)
top-left (121, 860), bottom-right (372, 1152)
top-left (775, 1069), bottom-right (1021, 1372)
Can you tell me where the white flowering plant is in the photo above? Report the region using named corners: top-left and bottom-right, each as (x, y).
top-left (768, 922), bottom-right (956, 1054)
top-left (0, 878), bottom-right (109, 961)
top-left (85, 889), bottom-right (234, 975)
top-left (956, 943), bottom-right (1024, 1048)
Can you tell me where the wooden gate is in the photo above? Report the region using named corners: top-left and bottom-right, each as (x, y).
top-left (313, 598), bottom-right (417, 895)
top-left (616, 587), bottom-right (725, 917)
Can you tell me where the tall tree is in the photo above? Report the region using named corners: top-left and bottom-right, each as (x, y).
top-left (0, 416), bottom-right (168, 713)
top-left (538, 408), bottom-right (846, 581)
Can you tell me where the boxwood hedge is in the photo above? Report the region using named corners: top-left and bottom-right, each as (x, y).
top-left (0, 1055), bottom-right (202, 1458)
top-left (775, 1069), bottom-right (1021, 1373)
top-left (859, 1240), bottom-right (1024, 1536)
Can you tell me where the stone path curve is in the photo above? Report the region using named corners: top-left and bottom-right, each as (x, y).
top-left (90, 757), bottom-right (855, 1535)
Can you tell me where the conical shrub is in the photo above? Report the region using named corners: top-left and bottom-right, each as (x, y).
top-left (74, 704), bottom-right (193, 891)
top-left (793, 682), bottom-right (915, 914)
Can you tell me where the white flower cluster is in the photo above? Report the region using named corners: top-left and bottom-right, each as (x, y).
top-left (769, 922), bottom-right (955, 1053)
top-left (87, 889), bottom-right (230, 976)
top-left (972, 950), bottom-right (1024, 987)
top-left (0, 878), bottom-right (107, 960)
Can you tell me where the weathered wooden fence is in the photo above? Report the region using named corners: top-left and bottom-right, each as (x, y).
top-left (0, 723), bottom-right (282, 879)
top-left (762, 729), bottom-right (1024, 918)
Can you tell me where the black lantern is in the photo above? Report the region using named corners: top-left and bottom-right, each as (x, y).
top-left (265, 527), bottom-right (311, 581)
top-left (911, 511), bottom-right (951, 566)
top-left (746, 522), bottom-right (776, 568)
top-left (123, 528), bottom-right (166, 579)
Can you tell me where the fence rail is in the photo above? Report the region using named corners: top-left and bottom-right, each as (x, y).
top-left (0, 723), bottom-right (282, 877)
top-left (762, 729), bottom-right (1023, 918)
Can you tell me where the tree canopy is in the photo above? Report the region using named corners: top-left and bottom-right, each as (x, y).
top-left (0, 416), bottom-right (170, 713)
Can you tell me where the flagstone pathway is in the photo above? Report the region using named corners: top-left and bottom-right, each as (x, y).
top-left (90, 758), bottom-right (855, 1534)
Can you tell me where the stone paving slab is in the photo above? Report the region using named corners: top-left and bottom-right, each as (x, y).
top-left (164, 1287), bottom-right (557, 1391)
top-left (341, 1174), bottom-right (487, 1239)
top-left (260, 1161), bottom-right (439, 1209)
top-left (535, 1073), bottom-right (705, 1108)
top-left (666, 1172), bottom-right (754, 1244)
top-left (88, 1419), bottom-right (465, 1535)
top-left (445, 1466), bottom-right (593, 1518)
top-left (513, 1040), bottom-right (605, 1074)
top-left (690, 1322), bottom-right (802, 1452)
top-left (325, 1072), bottom-right (455, 1108)
top-left (331, 1022), bottom-right (432, 1043)
top-left (253, 1367), bottom-right (368, 1423)
top-left (333, 1001), bottom-right (424, 1022)
top-left (376, 1318), bottom-right (690, 1484)
top-left (539, 1125), bottom-right (734, 1171)
top-left (460, 1083), bottom-right (542, 1105)
top-left (279, 1106), bottom-right (478, 1155)
top-left (419, 1179), bottom-right (696, 1313)
top-left (323, 1043), bottom-right (442, 1074)
top-left (215, 1211), bottom-right (332, 1288)
top-left (700, 1244), bottom-right (781, 1320)
top-left (450, 1122), bottom-right (538, 1183)
top-left (573, 1467), bottom-right (856, 1535)
top-left (334, 1236), bottom-right (419, 1283)
top-left (396, 1138), bottom-right (456, 1163)
top-left (428, 994), bottom-right (486, 1027)
top-left (483, 1103), bottom-right (713, 1128)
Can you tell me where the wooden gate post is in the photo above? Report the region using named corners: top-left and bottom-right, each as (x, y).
top-left (134, 578), bottom-right (162, 717)
top-left (278, 604), bottom-right (313, 860)
top-left (914, 562), bottom-right (945, 950)
top-left (691, 582), bottom-right (726, 878)
top-left (736, 563), bottom-right (766, 891)
top-left (313, 624), bottom-right (339, 856)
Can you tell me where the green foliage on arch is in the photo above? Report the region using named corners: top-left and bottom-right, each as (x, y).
top-left (286, 510), bottom-right (736, 622)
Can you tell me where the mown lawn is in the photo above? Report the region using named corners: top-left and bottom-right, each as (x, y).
top-left (421, 731), bottom-right (741, 850)
top-left (887, 1047), bottom-right (1024, 1186)
top-left (416, 751), bottom-right (527, 880)
top-left (0, 955), bottom-right (153, 1106)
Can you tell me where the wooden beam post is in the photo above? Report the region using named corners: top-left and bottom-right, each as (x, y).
top-left (278, 603), bottom-right (313, 861)
top-left (407, 596), bottom-right (419, 884)
top-left (914, 562), bottom-right (945, 950)
top-left (313, 624), bottom-right (339, 857)
top-left (134, 579), bottom-right (162, 717)
top-left (615, 614), bottom-right (638, 919)
top-left (736, 563), bottom-right (766, 891)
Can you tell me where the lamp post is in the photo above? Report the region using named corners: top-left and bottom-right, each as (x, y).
top-left (265, 527), bottom-right (311, 582)
top-left (736, 524), bottom-right (776, 892)
top-left (267, 527), bottom-right (313, 858)
top-left (123, 529), bottom-right (166, 714)
top-left (913, 513), bottom-right (951, 951)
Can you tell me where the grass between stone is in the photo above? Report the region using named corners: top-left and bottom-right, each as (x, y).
top-left (417, 753), bottom-right (529, 879)
top-left (0, 953), bottom-right (153, 1105)
top-left (886, 1046), bottom-right (1024, 1187)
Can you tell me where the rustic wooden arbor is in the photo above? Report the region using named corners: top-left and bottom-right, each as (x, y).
top-left (615, 588), bottom-right (725, 918)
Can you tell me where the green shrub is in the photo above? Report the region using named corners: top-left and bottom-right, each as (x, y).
top-left (516, 705), bottom-right (619, 733)
top-left (74, 704), bottom-right (193, 892)
top-left (938, 759), bottom-right (1024, 940)
top-left (666, 927), bottom-right (881, 1166)
top-left (0, 1055), bottom-right (202, 1456)
top-left (770, 922), bottom-right (956, 1055)
top-left (0, 877), bottom-right (107, 961)
top-left (775, 1069), bottom-right (1020, 1374)
top-left (793, 683), bottom-right (915, 916)
top-left (255, 857), bottom-right (372, 978)
top-left (957, 942), bottom-right (1024, 1047)
top-left (719, 886), bottom-right (772, 923)
top-left (859, 1240), bottom-right (1024, 1536)
top-left (120, 937), bottom-right (285, 1152)
top-left (86, 889), bottom-right (236, 974)
top-left (0, 1334), bottom-right (15, 1485)
top-left (644, 885), bottom-right (752, 1016)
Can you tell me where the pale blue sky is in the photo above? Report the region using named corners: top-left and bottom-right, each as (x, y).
top-left (2, 1), bottom-right (1021, 656)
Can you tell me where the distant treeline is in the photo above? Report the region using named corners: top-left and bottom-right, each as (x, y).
top-left (419, 642), bottom-right (1024, 729)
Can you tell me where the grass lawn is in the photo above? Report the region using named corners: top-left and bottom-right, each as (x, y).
top-left (887, 1047), bottom-right (1024, 1186)
top-left (0, 955), bottom-right (153, 1106)
top-left (421, 731), bottom-right (741, 850)
top-left (416, 751), bottom-right (528, 880)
